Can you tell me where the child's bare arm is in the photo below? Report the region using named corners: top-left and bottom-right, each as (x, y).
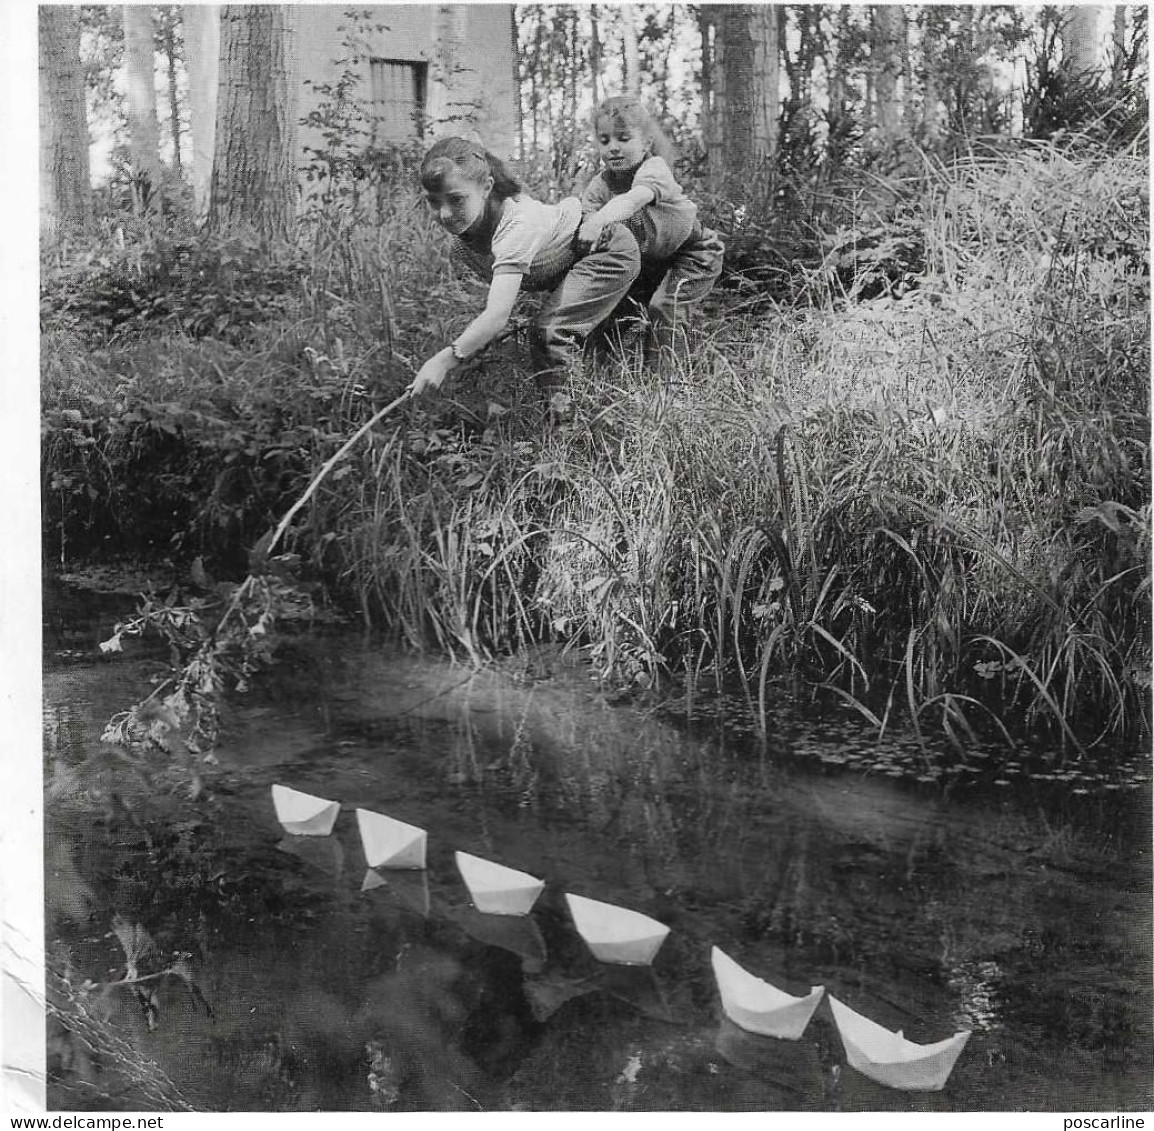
top-left (411, 273), bottom-right (523, 395)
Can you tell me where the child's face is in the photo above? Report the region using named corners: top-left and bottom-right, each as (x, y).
top-left (595, 120), bottom-right (649, 174)
top-left (424, 166), bottom-right (493, 236)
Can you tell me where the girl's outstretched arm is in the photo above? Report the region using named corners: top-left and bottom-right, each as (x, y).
top-left (410, 273), bottom-right (524, 395)
top-left (578, 185), bottom-right (655, 247)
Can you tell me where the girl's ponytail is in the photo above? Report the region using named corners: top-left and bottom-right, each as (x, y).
top-left (421, 136), bottom-right (522, 200)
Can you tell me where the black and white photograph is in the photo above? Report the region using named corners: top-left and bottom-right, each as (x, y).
top-left (7, 0), bottom-right (1151, 1118)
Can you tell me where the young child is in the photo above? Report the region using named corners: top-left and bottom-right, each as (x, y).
top-left (578, 95), bottom-right (724, 360)
top-left (409, 137), bottom-right (640, 401)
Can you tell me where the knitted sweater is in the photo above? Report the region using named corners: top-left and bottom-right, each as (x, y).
top-left (581, 155), bottom-right (696, 261)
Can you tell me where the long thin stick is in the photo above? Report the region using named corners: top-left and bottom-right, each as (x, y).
top-left (265, 319), bottom-right (527, 558)
top-left (266, 388), bottom-right (412, 558)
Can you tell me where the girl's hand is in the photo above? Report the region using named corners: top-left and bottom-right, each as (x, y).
top-left (410, 347), bottom-right (457, 396)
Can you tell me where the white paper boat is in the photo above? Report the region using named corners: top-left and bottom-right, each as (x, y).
top-left (828, 995), bottom-right (971, 1091)
top-left (455, 851), bottom-right (545, 916)
top-left (355, 808), bottom-right (427, 869)
top-left (361, 868), bottom-right (431, 916)
top-left (711, 946), bottom-right (824, 1040)
top-left (564, 893), bottom-right (670, 966)
top-left (271, 784), bottom-right (340, 836)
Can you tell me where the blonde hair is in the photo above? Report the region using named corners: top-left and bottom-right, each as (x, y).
top-left (592, 95), bottom-right (677, 166)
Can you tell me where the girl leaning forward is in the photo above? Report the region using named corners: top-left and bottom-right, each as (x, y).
top-left (410, 137), bottom-right (641, 403)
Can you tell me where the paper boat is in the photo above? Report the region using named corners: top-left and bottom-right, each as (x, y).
top-left (564, 893), bottom-right (670, 966)
top-left (271, 784), bottom-right (340, 836)
top-left (828, 995), bottom-right (971, 1091)
top-left (361, 868), bottom-right (431, 916)
top-left (711, 946), bottom-right (824, 1040)
top-left (455, 851), bottom-right (545, 916)
top-left (355, 808), bottom-right (427, 869)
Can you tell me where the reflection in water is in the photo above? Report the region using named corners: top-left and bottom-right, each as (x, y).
top-left (446, 907), bottom-right (547, 972)
top-left (276, 835), bottom-right (345, 879)
top-left (713, 1016), bottom-right (826, 1098)
top-left (361, 868), bottom-right (431, 917)
top-left (41, 605), bottom-right (1154, 1112)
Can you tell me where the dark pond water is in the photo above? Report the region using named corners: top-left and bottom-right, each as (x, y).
top-left (43, 579), bottom-right (1153, 1112)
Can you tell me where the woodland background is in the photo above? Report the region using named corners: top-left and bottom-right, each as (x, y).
top-left (34, 4), bottom-right (1152, 767)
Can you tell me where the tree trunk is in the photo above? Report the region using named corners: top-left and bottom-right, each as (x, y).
top-left (872, 4), bottom-right (904, 141)
top-left (917, 7), bottom-right (947, 145)
top-left (721, 7), bottom-right (753, 182)
top-left (900, 6), bottom-right (916, 136)
top-left (1112, 5), bottom-right (1127, 84)
top-left (621, 12), bottom-right (641, 95)
top-left (122, 5), bottom-right (163, 212)
top-left (511, 7), bottom-right (524, 158)
top-left (750, 4), bottom-right (779, 164)
top-left (700, 6), bottom-right (724, 190)
top-left (39, 5), bottom-right (91, 246)
top-left (716, 5), bottom-right (778, 189)
top-left (590, 5), bottom-right (602, 111)
top-left (429, 5), bottom-right (469, 135)
top-left (659, 7), bottom-right (676, 119)
top-left (1062, 5), bottom-right (1104, 78)
top-left (184, 4), bottom-right (219, 221)
top-left (207, 5), bottom-right (298, 242)
top-left (530, 14), bottom-right (541, 156)
top-left (567, 8), bottom-right (579, 139)
top-left (160, 9), bottom-right (183, 176)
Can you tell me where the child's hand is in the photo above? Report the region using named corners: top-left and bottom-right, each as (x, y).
top-left (409, 347), bottom-right (456, 396)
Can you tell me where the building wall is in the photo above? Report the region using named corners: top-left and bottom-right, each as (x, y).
top-left (292, 5), bottom-right (518, 163)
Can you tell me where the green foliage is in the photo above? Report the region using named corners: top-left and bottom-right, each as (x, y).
top-left (43, 135), bottom-right (1150, 773)
top-left (41, 233), bottom-right (306, 345)
top-left (1024, 6), bottom-right (1149, 147)
top-left (99, 562), bottom-right (317, 771)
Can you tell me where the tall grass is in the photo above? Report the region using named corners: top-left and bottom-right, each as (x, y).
top-left (42, 137), bottom-right (1150, 758)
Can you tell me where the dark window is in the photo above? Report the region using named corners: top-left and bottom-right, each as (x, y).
top-left (369, 59), bottom-right (428, 139)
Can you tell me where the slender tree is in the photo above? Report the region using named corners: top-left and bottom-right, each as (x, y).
top-left (429, 5), bottom-right (468, 134)
top-left (872, 4), bottom-right (904, 141)
top-left (1112, 6), bottom-right (1127, 82)
top-left (750, 4), bottom-right (780, 163)
top-left (708, 5), bottom-right (779, 189)
top-left (122, 5), bottom-right (163, 211)
top-left (621, 10), bottom-right (641, 95)
top-left (157, 7), bottom-right (183, 176)
top-left (207, 5), bottom-right (298, 241)
top-left (511, 7), bottom-right (524, 157)
top-left (1062, 5), bottom-right (1104, 78)
top-left (39, 5), bottom-right (92, 245)
top-left (699, 6), bottom-right (719, 184)
top-left (590, 5), bottom-right (602, 110)
top-left (183, 4), bottom-right (219, 221)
